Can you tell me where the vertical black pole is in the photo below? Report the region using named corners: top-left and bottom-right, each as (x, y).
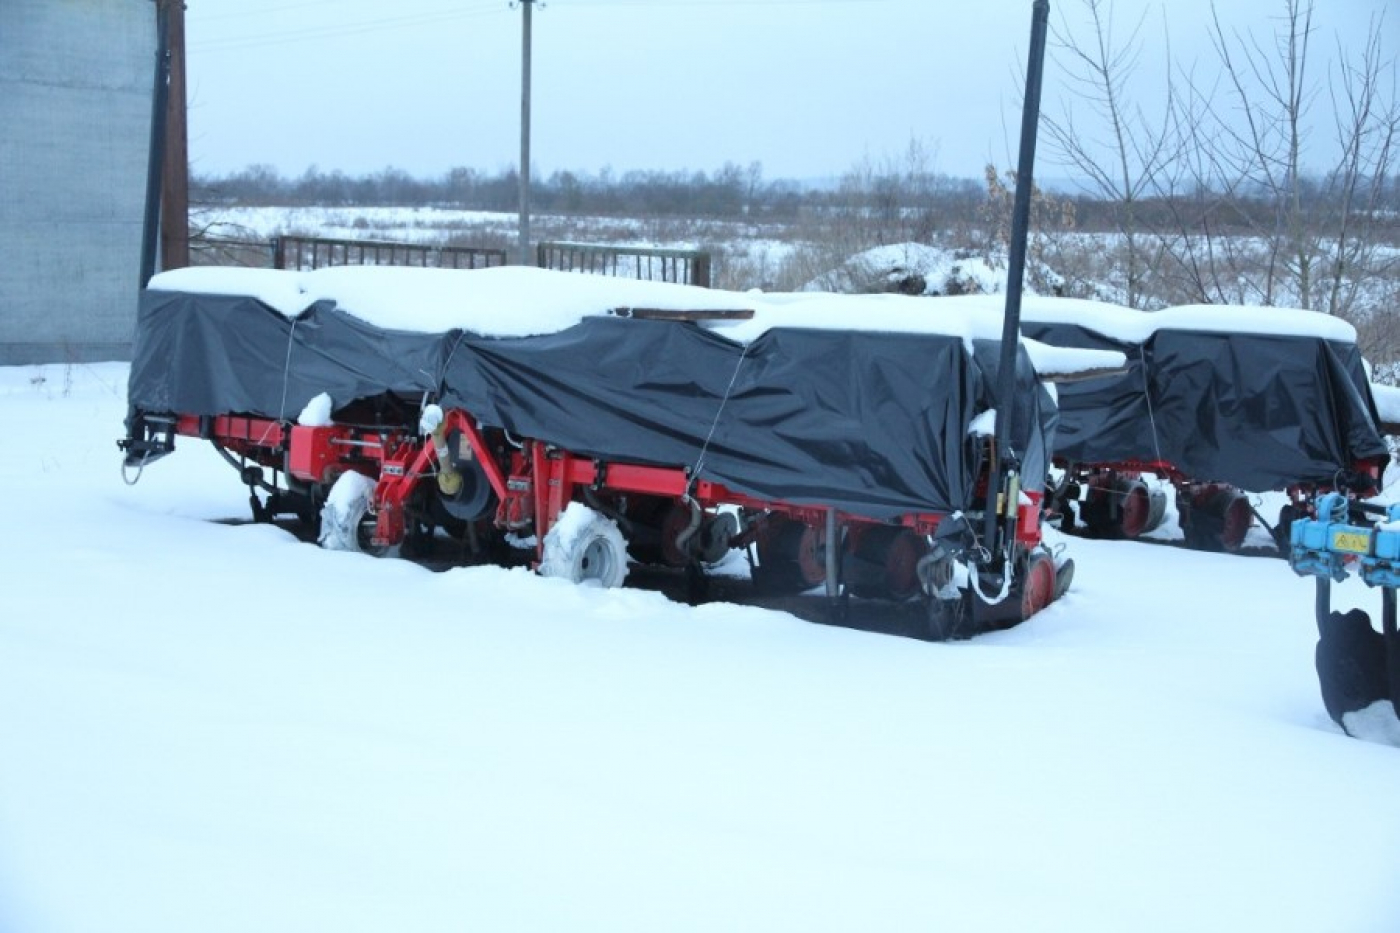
top-left (982, 0), bottom-right (1051, 559)
top-left (1383, 587), bottom-right (1400, 719)
top-left (1314, 576), bottom-right (1331, 634)
top-left (140, 1), bottom-right (171, 288)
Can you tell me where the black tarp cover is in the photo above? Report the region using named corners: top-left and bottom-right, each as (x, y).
top-left (1022, 320), bottom-right (1387, 491)
top-left (129, 289), bottom-right (1056, 520)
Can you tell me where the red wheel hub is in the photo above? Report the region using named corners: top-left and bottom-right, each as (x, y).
top-left (1020, 553), bottom-right (1056, 621)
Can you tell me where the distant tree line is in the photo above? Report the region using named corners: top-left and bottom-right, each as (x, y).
top-left (191, 160), bottom-right (988, 224)
top-left (193, 158), bottom-right (1395, 237)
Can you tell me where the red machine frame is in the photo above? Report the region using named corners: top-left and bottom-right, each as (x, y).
top-left (164, 400), bottom-right (1057, 637)
top-left (182, 409), bottom-right (1043, 550)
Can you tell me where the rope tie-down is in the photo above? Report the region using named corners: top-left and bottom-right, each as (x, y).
top-left (686, 340), bottom-right (751, 501)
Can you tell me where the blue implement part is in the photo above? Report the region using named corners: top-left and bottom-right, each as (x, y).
top-left (1359, 504), bottom-right (1400, 588)
top-left (1289, 493), bottom-right (1371, 583)
top-left (1291, 499), bottom-right (1400, 735)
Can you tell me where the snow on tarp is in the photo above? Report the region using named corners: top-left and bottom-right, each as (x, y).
top-left (146, 266), bottom-right (1122, 376)
top-left (132, 266), bottom-right (1065, 520)
top-left (922, 294), bottom-right (1387, 491)
top-left (148, 265), bottom-right (752, 338)
top-left (1371, 383), bottom-right (1400, 429)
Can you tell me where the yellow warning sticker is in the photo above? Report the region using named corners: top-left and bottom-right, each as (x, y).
top-left (1330, 530), bottom-right (1371, 555)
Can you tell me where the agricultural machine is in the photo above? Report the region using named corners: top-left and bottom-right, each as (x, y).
top-left (1016, 304), bottom-right (1390, 552)
top-left (118, 264), bottom-right (1097, 641)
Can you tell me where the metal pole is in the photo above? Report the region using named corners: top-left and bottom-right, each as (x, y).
top-left (517, 0), bottom-right (534, 266)
top-left (981, 0), bottom-right (1051, 559)
top-left (1383, 587), bottom-right (1400, 720)
top-left (825, 507), bottom-right (839, 598)
top-left (160, 0), bottom-right (189, 271)
top-left (139, 1), bottom-right (172, 288)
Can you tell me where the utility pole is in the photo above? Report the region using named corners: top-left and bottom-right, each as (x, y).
top-left (161, 0), bottom-right (190, 271)
top-left (140, 0), bottom-right (172, 288)
top-left (517, 0), bottom-right (534, 266)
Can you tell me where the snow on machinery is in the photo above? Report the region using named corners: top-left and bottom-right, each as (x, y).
top-left (119, 266), bottom-right (1117, 640)
top-left (1010, 300), bottom-right (1391, 552)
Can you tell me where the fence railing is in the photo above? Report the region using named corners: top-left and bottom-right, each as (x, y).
top-left (192, 235), bottom-right (712, 289)
top-left (272, 236), bottom-right (508, 271)
top-left (536, 241), bottom-right (711, 288)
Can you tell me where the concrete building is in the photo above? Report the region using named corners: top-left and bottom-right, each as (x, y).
top-left (1, 0), bottom-right (158, 364)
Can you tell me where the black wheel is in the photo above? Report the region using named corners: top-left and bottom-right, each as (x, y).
top-left (1274, 504), bottom-right (1299, 552)
top-left (1053, 557), bottom-right (1076, 600)
top-left (846, 526), bottom-right (929, 600)
top-left (752, 518), bottom-right (826, 595)
top-left (1181, 486), bottom-right (1254, 552)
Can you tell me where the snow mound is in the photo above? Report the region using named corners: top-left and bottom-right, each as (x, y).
top-left (803, 242), bottom-right (1007, 297)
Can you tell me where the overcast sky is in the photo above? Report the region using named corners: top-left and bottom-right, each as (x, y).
top-left (184, 0), bottom-right (1397, 183)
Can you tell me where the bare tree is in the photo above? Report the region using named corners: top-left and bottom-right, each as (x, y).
top-left (979, 165), bottom-right (1078, 298)
top-left (783, 136), bottom-right (959, 291)
top-left (1044, 0), bottom-right (1398, 344)
top-left (1319, 17), bottom-right (1400, 319)
top-left (1042, 0), bottom-right (1180, 308)
top-left (1174, 0), bottom-right (1398, 327)
top-left (1196, 0), bottom-right (1319, 308)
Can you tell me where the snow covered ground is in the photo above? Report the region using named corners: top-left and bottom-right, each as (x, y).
top-left (3, 362), bottom-right (1400, 933)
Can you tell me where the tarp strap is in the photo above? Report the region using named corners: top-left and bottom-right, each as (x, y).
top-left (438, 331), bottom-right (470, 395)
top-left (1140, 351), bottom-right (1165, 466)
top-left (263, 318), bottom-right (300, 449)
top-left (687, 340), bottom-right (751, 497)
top-left (279, 319), bottom-right (298, 421)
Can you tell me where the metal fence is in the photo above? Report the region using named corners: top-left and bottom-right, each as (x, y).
top-left (192, 234), bottom-right (713, 289)
top-left (272, 236), bottom-right (508, 271)
top-left (536, 241), bottom-right (711, 288)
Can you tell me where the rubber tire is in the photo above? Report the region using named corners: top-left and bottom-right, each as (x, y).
top-left (1182, 487), bottom-right (1253, 552)
top-left (1117, 480), bottom-right (1152, 538)
top-left (318, 471), bottom-right (389, 556)
top-left (1020, 551), bottom-right (1056, 621)
top-left (752, 518), bottom-right (826, 596)
top-left (539, 510), bottom-right (629, 588)
top-left (847, 526), bottom-right (930, 600)
top-left (1219, 493), bottom-right (1253, 552)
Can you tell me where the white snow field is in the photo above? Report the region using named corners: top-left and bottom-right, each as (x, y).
top-left (2, 362), bottom-right (1400, 933)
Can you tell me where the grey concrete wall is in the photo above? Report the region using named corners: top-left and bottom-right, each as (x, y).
top-left (0, 0), bottom-right (156, 365)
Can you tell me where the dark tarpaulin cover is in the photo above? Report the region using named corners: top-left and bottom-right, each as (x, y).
top-left (1022, 320), bottom-right (1387, 491)
top-left (128, 289), bottom-right (1056, 520)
